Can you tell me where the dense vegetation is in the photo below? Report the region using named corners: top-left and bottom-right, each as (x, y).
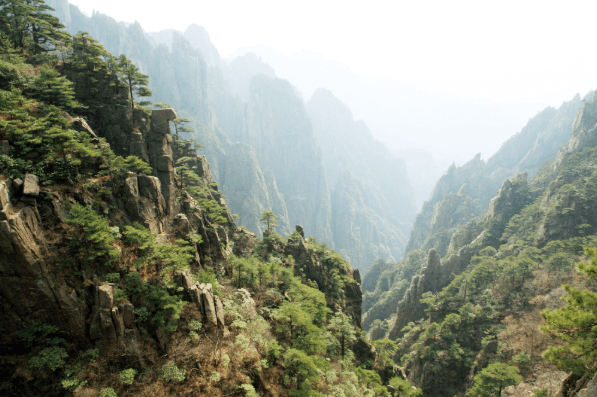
top-left (0, 2), bottom-right (421, 396)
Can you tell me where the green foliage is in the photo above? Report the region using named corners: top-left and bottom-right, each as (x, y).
top-left (123, 223), bottom-right (194, 277)
top-left (240, 384), bottom-right (259, 397)
top-left (260, 209), bottom-right (279, 232)
top-left (29, 346), bottom-right (68, 371)
top-left (283, 348), bottom-right (329, 394)
top-left (541, 245), bottom-right (597, 375)
top-left (1, 0), bottom-right (71, 54)
top-left (18, 321), bottom-right (58, 346)
top-left (531, 388), bottom-right (548, 397)
top-left (134, 307), bottom-right (149, 323)
top-left (189, 319), bottom-right (202, 331)
top-left (160, 361), bottom-right (185, 382)
top-left (511, 351), bottom-right (530, 368)
top-left (194, 269), bottom-right (220, 295)
top-left (67, 203), bottom-right (119, 263)
top-left (31, 65), bottom-right (79, 108)
top-left (85, 348), bottom-right (99, 362)
top-left (388, 377), bottom-right (423, 396)
top-left (114, 54), bottom-right (151, 102)
top-left (119, 368), bottom-right (137, 385)
top-left (230, 254), bottom-right (260, 288)
top-left (103, 273), bottom-right (120, 283)
top-left (172, 117), bottom-right (195, 136)
top-left (99, 388), bottom-right (118, 397)
top-left (327, 311), bottom-right (357, 359)
top-left (468, 363), bottom-right (522, 397)
top-left (61, 365), bottom-right (87, 390)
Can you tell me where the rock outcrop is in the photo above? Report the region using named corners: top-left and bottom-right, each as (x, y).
top-left (0, 178), bottom-right (85, 344)
top-left (89, 282), bottom-right (140, 354)
top-left (284, 228), bottom-right (362, 327)
top-left (174, 271), bottom-right (225, 329)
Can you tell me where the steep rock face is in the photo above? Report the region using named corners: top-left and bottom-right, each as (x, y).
top-left (331, 170), bottom-right (402, 267)
top-left (284, 228), bottom-right (362, 326)
top-left (217, 142), bottom-right (291, 236)
top-left (389, 174), bottom-right (532, 339)
top-left (0, 188), bottom-right (85, 343)
top-left (406, 154), bottom-right (489, 253)
top-left (419, 186), bottom-right (482, 257)
top-left (243, 75), bottom-right (333, 243)
top-left (404, 93), bottom-right (588, 257)
top-left (557, 91), bottom-right (597, 162)
top-left (148, 24), bottom-right (222, 68)
top-left (307, 89), bottom-right (416, 271)
top-left (224, 52), bottom-right (277, 102)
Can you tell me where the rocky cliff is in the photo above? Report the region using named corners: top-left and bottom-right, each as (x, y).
top-left (47, 2), bottom-right (418, 272)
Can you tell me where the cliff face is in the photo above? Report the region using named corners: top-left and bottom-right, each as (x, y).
top-left (48, 3), bottom-right (417, 271)
top-left (243, 75), bottom-right (333, 244)
top-left (0, 105), bottom-right (230, 354)
top-left (307, 89), bottom-right (416, 265)
top-left (404, 92), bottom-right (589, 257)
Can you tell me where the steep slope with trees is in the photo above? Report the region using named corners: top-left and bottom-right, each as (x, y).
top-left (363, 92), bottom-right (597, 396)
top-left (0, 5), bottom-right (406, 396)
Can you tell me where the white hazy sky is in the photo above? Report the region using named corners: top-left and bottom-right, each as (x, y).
top-left (67, 0), bottom-right (597, 107)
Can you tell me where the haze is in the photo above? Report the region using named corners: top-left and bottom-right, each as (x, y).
top-left (68, 0), bottom-right (597, 169)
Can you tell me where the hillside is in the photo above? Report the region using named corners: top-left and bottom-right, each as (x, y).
top-left (0, 8), bottom-right (406, 396)
top-left (361, 91), bottom-right (597, 396)
top-left (42, 0), bottom-right (418, 273)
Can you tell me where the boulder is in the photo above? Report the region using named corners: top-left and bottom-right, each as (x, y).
top-left (12, 178), bottom-right (23, 193)
top-left (70, 117), bottom-right (98, 139)
top-left (199, 283), bottom-right (217, 326)
top-left (150, 108), bottom-right (177, 135)
top-left (111, 307), bottom-right (125, 337)
top-left (97, 284), bottom-right (115, 308)
top-left (578, 374), bottom-right (597, 397)
top-left (99, 308), bottom-right (117, 339)
top-left (22, 173), bottom-right (40, 197)
top-left (214, 295), bottom-right (225, 329)
top-left (120, 302), bottom-right (135, 329)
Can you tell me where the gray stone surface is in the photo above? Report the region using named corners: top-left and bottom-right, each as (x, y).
top-left (97, 284), bottom-right (115, 308)
top-left (22, 174), bottom-right (40, 197)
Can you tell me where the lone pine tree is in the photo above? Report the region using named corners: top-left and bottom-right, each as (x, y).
top-left (260, 209), bottom-right (278, 232)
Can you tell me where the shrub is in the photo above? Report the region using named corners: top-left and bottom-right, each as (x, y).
top-left (29, 346), bottom-right (68, 371)
top-left (189, 319), bottom-right (202, 331)
top-left (532, 388), bottom-right (548, 397)
top-left (85, 348), bottom-right (99, 362)
top-left (160, 361), bottom-right (185, 382)
top-left (119, 368), bottom-right (137, 385)
top-left (240, 384), bottom-right (259, 397)
top-left (67, 204), bottom-right (119, 262)
top-left (210, 371), bottom-right (221, 382)
top-left (99, 388), bottom-right (118, 397)
top-left (103, 273), bottom-right (120, 283)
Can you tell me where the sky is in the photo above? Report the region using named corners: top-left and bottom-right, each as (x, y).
top-left (65, 0), bottom-right (597, 169)
top-left (67, 0), bottom-right (597, 105)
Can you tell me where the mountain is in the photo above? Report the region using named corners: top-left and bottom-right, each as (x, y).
top-left (360, 89), bottom-right (597, 395)
top-left (45, 1), bottom-right (418, 272)
top-left (0, 9), bottom-right (391, 395)
top-left (307, 88), bottom-right (415, 265)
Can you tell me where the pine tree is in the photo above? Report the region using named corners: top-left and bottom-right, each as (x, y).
top-left (327, 311), bottom-right (357, 359)
top-left (469, 363), bottom-right (522, 397)
top-left (116, 54), bottom-right (152, 103)
top-left (0, 0), bottom-right (70, 53)
top-left (173, 117), bottom-right (193, 136)
top-left (541, 246), bottom-right (597, 375)
top-left (260, 209), bottom-right (278, 232)
top-left (27, 0), bottom-right (71, 54)
top-left (31, 64), bottom-right (78, 108)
